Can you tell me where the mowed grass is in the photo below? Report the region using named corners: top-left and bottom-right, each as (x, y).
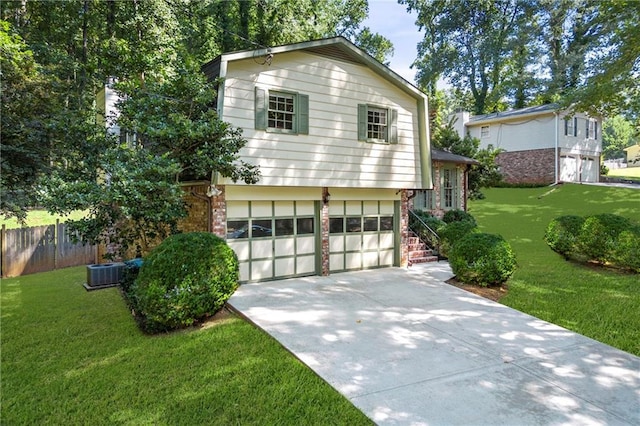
top-left (0, 210), bottom-right (87, 229)
top-left (469, 184), bottom-right (640, 356)
top-left (1, 267), bottom-right (373, 425)
top-left (606, 166), bottom-right (640, 179)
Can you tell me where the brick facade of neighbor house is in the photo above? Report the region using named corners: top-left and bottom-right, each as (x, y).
top-left (496, 148), bottom-right (556, 185)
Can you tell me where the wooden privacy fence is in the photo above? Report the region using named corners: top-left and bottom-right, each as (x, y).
top-left (1, 221), bottom-right (97, 278)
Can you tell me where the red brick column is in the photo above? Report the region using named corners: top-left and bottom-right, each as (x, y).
top-left (400, 189), bottom-right (409, 267)
top-left (321, 187), bottom-right (330, 276)
top-left (211, 185), bottom-right (226, 239)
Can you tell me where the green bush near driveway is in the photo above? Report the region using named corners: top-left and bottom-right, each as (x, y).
top-left (448, 232), bottom-right (517, 286)
top-left (131, 232), bottom-right (239, 333)
top-left (438, 220), bottom-right (478, 257)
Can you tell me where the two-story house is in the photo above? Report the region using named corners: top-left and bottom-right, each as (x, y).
top-left (451, 104), bottom-right (602, 185)
top-left (199, 37), bottom-right (433, 282)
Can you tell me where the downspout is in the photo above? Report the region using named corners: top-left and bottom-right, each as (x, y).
top-left (417, 95), bottom-right (433, 189)
top-left (553, 111), bottom-right (559, 185)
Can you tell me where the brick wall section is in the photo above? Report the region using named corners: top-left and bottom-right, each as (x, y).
top-left (178, 183), bottom-right (210, 233)
top-left (496, 148), bottom-right (556, 184)
top-left (400, 189), bottom-right (409, 267)
top-left (210, 185), bottom-right (227, 238)
top-left (321, 187), bottom-right (330, 276)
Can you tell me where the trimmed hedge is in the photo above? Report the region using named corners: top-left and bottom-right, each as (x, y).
top-left (442, 209), bottom-right (477, 226)
top-left (448, 233), bottom-right (517, 286)
top-left (543, 215), bottom-right (585, 258)
top-left (127, 232), bottom-right (239, 333)
top-left (438, 220), bottom-right (478, 257)
top-left (545, 213), bottom-right (640, 272)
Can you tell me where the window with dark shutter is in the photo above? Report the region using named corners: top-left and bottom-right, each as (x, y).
top-left (357, 104), bottom-right (398, 144)
top-left (255, 87), bottom-right (308, 135)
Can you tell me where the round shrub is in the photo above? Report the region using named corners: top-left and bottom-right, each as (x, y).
top-left (442, 209), bottom-right (477, 226)
top-left (611, 227), bottom-right (640, 273)
top-left (544, 215), bottom-right (585, 257)
top-left (577, 214), bottom-right (632, 263)
top-left (133, 232), bottom-right (239, 333)
top-left (438, 220), bottom-right (478, 257)
top-left (448, 233), bottom-right (516, 286)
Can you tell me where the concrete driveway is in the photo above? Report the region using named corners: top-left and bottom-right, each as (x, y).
top-left (228, 262), bottom-right (640, 425)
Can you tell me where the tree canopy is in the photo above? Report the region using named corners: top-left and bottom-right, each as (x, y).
top-left (0, 0), bottom-right (394, 236)
top-left (402, 0), bottom-right (640, 120)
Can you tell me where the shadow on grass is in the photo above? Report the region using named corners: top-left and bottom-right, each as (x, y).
top-left (0, 266), bottom-right (372, 425)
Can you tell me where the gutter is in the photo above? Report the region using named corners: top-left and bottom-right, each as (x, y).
top-left (554, 111), bottom-right (559, 185)
top-left (417, 96), bottom-right (433, 189)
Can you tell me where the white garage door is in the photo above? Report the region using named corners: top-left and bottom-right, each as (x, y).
top-left (560, 155), bottom-right (578, 182)
top-left (226, 201), bottom-right (317, 282)
top-left (580, 157), bottom-right (598, 182)
top-left (329, 200), bottom-right (395, 272)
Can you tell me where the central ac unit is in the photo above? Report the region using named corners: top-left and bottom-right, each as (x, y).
top-left (84, 262), bottom-right (125, 290)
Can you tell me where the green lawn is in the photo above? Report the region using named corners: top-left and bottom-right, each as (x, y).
top-left (469, 184), bottom-right (640, 356)
top-left (1, 267), bottom-right (373, 425)
top-left (1, 210), bottom-right (87, 229)
top-left (606, 166), bottom-right (640, 179)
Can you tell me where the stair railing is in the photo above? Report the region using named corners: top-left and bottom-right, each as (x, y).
top-left (408, 209), bottom-right (441, 257)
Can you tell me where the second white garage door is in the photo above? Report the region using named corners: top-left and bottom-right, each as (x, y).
top-left (329, 200), bottom-right (396, 272)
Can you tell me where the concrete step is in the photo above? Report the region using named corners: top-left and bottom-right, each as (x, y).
top-left (408, 255), bottom-right (439, 265)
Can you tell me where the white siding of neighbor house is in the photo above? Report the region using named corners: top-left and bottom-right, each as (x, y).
top-left (218, 51), bottom-right (423, 189)
top-left (468, 112), bottom-right (601, 157)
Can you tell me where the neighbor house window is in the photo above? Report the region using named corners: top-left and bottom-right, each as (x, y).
top-left (255, 87), bottom-right (309, 134)
top-left (564, 117), bottom-right (577, 137)
top-left (358, 104), bottom-right (398, 144)
top-left (481, 125), bottom-right (490, 138)
top-left (586, 119), bottom-right (598, 139)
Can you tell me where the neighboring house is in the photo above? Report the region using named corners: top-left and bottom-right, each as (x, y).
top-left (451, 104), bottom-right (602, 184)
top-left (199, 37), bottom-right (433, 282)
top-left (624, 144), bottom-right (640, 167)
top-left (412, 149), bottom-right (479, 217)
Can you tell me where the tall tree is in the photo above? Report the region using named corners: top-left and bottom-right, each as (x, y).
top-left (403, 0), bottom-right (533, 114)
top-left (602, 115), bottom-right (637, 160)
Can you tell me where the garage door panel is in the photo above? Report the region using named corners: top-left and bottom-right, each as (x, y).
top-left (346, 201), bottom-right (362, 215)
top-left (380, 249), bottom-right (394, 265)
top-left (345, 253), bottom-right (361, 269)
top-left (228, 241), bottom-right (249, 259)
top-left (330, 253), bottom-right (344, 270)
top-left (345, 235), bottom-right (361, 251)
top-left (238, 262), bottom-right (250, 282)
top-left (275, 258), bottom-right (295, 277)
top-left (227, 201), bottom-right (249, 218)
top-left (252, 201), bottom-right (272, 216)
top-left (380, 202), bottom-right (394, 215)
top-left (297, 202), bottom-right (315, 215)
top-left (330, 236), bottom-right (344, 252)
top-left (297, 255), bottom-right (315, 274)
top-left (363, 251), bottom-right (378, 268)
top-left (363, 234), bottom-right (378, 248)
top-left (297, 236), bottom-right (315, 254)
top-left (274, 201), bottom-right (294, 216)
top-left (363, 201), bottom-right (378, 214)
top-left (380, 232), bottom-right (394, 249)
top-left (274, 238), bottom-right (295, 257)
top-left (251, 240), bottom-right (272, 258)
top-left (251, 260), bottom-right (272, 281)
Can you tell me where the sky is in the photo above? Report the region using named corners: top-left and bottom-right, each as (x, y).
top-left (362, 0), bottom-right (423, 84)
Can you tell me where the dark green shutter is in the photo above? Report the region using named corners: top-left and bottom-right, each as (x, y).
top-left (358, 104), bottom-right (367, 141)
top-left (586, 119), bottom-right (589, 138)
top-left (564, 118), bottom-right (568, 136)
top-left (255, 87), bottom-right (267, 130)
top-left (298, 94), bottom-right (309, 135)
top-left (389, 108), bottom-right (398, 144)
top-left (573, 117), bottom-right (577, 137)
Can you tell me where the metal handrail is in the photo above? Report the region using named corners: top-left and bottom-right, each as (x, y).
top-left (408, 209), bottom-right (440, 243)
